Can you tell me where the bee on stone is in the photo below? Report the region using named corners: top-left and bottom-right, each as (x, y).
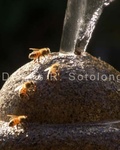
top-left (7, 115), bottom-right (27, 128)
top-left (15, 81), bottom-right (36, 100)
top-left (44, 62), bottom-right (60, 81)
top-left (28, 47), bottom-right (50, 63)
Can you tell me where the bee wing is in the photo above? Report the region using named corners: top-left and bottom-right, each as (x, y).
top-left (29, 48), bottom-right (39, 51)
top-left (7, 115), bottom-right (18, 120)
top-left (14, 85), bottom-right (22, 92)
top-left (44, 67), bottom-right (50, 72)
top-left (18, 115), bottom-right (27, 119)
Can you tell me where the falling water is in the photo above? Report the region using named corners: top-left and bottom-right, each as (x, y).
top-left (59, 0), bottom-right (115, 54)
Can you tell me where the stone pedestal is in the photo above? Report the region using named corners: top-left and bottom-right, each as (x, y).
top-left (0, 52), bottom-right (120, 149)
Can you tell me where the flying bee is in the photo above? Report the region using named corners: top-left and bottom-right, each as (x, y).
top-left (28, 47), bottom-right (50, 62)
top-left (44, 62), bottom-right (60, 81)
top-left (7, 115), bottom-right (27, 128)
top-left (15, 81), bottom-right (36, 100)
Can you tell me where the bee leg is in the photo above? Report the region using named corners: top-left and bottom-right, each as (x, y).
top-left (16, 124), bottom-right (19, 130)
top-left (33, 84), bottom-right (36, 92)
top-left (20, 93), bottom-right (29, 100)
top-left (21, 121), bottom-right (28, 131)
top-left (21, 123), bottom-right (25, 129)
top-left (33, 58), bottom-right (35, 62)
top-left (33, 59), bottom-right (37, 63)
top-left (38, 56), bottom-right (41, 64)
top-left (51, 73), bottom-right (58, 81)
top-left (24, 93), bottom-right (29, 100)
top-left (37, 57), bottom-right (39, 63)
top-left (57, 71), bottom-right (60, 80)
top-left (26, 94), bottom-right (29, 100)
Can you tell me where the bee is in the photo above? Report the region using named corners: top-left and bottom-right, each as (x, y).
top-left (44, 62), bottom-right (60, 80)
top-left (28, 47), bottom-right (50, 62)
top-left (15, 81), bottom-right (36, 100)
top-left (7, 115), bottom-right (27, 128)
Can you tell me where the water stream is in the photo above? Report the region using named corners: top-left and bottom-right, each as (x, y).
top-left (60, 0), bottom-right (115, 54)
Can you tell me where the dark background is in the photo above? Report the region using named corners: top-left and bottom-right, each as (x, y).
top-left (0, 0), bottom-right (120, 88)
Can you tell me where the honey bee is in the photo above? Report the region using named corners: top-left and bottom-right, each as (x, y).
top-left (44, 62), bottom-right (60, 80)
top-left (15, 81), bottom-right (36, 100)
top-left (28, 47), bottom-right (50, 62)
top-left (7, 115), bottom-right (27, 128)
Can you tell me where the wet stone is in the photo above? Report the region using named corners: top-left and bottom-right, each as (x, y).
top-left (0, 52), bottom-right (120, 123)
top-left (0, 121), bottom-right (120, 150)
top-left (0, 52), bottom-right (120, 149)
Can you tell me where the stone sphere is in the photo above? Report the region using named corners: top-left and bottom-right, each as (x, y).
top-left (0, 52), bottom-right (120, 123)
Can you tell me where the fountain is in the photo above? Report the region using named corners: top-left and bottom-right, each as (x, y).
top-left (60, 0), bottom-right (115, 53)
top-left (0, 0), bottom-right (120, 149)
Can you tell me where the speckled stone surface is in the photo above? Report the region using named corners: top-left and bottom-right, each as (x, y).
top-left (0, 52), bottom-right (120, 123)
top-left (0, 121), bottom-right (120, 150)
top-left (0, 52), bottom-right (120, 149)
